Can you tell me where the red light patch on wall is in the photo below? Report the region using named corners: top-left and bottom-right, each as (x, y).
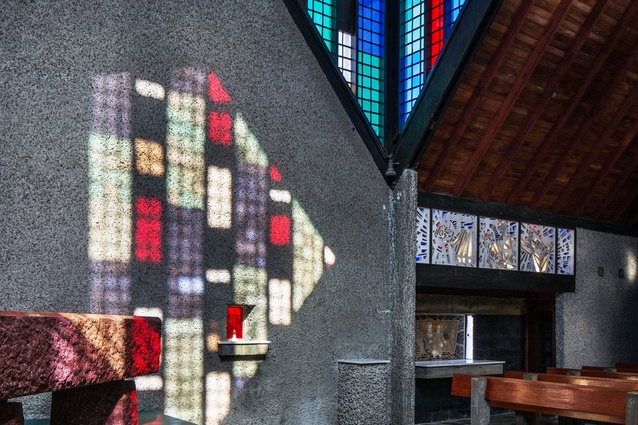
top-left (269, 165), bottom-right (282, 182)
top-left (226, 306), bottom-right (243, 339)
top-left (270, 215), bottom-right (291, 246)
top-left (135, 197), bottom-right (162, 264)
top-left (208, 73), bottom-right (231, 104)
top-left (208, 112), bottom-right (232, 147)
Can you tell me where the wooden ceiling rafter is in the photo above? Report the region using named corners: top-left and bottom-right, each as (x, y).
top-left (613, 179), bottom-right (638, 223)
top-left (594, 152), bottom-right (638, 221)
top-left (450, 0), bottom-right (575, 197)
top-left (574, 115), bottom-right (638, 216)
top-left (421, 0), bottom-right (534, 192)
top-left (551, 81), bottom-right (638, 213)
top-left (505, 0), bottom-right (638, 206)
top-left (478, 0), bottom-right (611, 202)
top-left (529, 35), bottom-right (638, 209)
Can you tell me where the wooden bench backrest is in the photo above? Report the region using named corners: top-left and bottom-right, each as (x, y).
top-left (547, 367), bottom-right (638, 380)
top-left (451, 373), bottom-right (630, 424)
top-left (504, 371), bottom-right (638, 392)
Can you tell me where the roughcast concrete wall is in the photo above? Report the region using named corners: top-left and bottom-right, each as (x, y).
top-left (556, 228), bottom-right (638, 368)
top-left (0, 1), bottom-right (396, 423)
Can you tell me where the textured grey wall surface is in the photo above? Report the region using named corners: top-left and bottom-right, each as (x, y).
top-left (556, 228), bottom-right (638, 368)
top-left (0, 1), bottom-right (396, 423)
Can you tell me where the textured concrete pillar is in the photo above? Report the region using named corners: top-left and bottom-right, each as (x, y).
top-left (0, 402), bottom-right (24, 425)
top-left (337, 360), bottom-right (390, 425)
top-left (389, 169), bottom-right (417, 425)
top-left (627, 392), bottom-right (638, 425)
top-left (470, 378), bottom-right (490, 425)
top-left (51, 380), bottom-right (138, 425)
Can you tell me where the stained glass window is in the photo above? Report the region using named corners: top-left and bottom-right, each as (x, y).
top-left (416, 207), bottom-right (430, 263)
top-left (431, 209), bottom-right (476, 267)
top-left (557, 228), bottom-right (575, 275)
top-left (520, 223), bottom-right (555, 274)
top-left (478, 217), bottom-right (518, 270)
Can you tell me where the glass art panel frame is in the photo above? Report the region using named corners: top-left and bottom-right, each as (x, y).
top-left (520, 223), bottom-right (555, 273)
top-left (431, 209), bottom-right (477, 267)
top-left (557, 228), bottom-right (575, 275)
top-left (416, 207), bottom-right (430, 264)
top-left (478, 217), bottom-right (518, 270)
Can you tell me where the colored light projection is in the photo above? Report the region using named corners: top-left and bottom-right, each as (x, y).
top-left (431, 209), bottom-right (476, 267)
top-left (520, 223), bottom-right (555, 274)
top-left (478, 217), bottom-right (518, 270)
top-left (415, 207), bottom-right (430, 264)
top-left (88, 69), bottom-right (333, 425)
top-left (399, 0), bottom-right (466, 126)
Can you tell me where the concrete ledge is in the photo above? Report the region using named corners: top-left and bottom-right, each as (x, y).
top-left (0, 311), bottom-right (161, 399)
top-left (217, 340), bottom-right (270, 357)
top-left (415, 359), bottom-right (504, 379)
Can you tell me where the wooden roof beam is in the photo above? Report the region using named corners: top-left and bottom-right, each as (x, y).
top-left (419, 0), bottom-right (533, 192)
top-left (574, 109), bottom-right (638, 216)
top-left (451, 0), bottom-right (574, 197)
top-left (552, 83), bottom-right (638, 213)
top-left (613, 178), bottom-right (638, 223)
top-left (594, 150), bottom-right (638, 221)
top-left (479, 0), bottom-right (610, 202)
top-left (529, 39), bottom-right (638, 209)
top-left (506, 1), bottom-right (638, 206)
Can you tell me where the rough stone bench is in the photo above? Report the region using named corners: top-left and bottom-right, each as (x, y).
top-left (0, 311), bottom-right (161, 425)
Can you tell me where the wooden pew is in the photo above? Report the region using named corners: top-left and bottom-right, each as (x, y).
top-left (505, 370), bottom-right (638, 391)
top-left (547, 366), bottom-right (638, 380)
top-left (451, 373), bottom-right (638, 425)
top-left (0, 311), bottom-right (162, 425)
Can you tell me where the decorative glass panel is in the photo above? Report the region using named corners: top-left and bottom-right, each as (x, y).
top-left (557, 228), bottom-right (575, 275)
top-left (415, 207), bottom-right (430, 264)
top-left (520, 223), bottom-right (555, 273)
top-left (478, 217), bottom-right (518, 270)
top-left (431, 209), bottom-right (477, 267)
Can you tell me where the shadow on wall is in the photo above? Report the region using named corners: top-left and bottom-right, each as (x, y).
top-left (87, 69), bottom-right (336, 424)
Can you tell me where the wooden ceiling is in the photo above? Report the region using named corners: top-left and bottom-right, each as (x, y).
top-left (415, 0), bottom-right (638, 229)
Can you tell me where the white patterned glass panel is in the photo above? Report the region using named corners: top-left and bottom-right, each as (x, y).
top-left (416, 207), bottom-right (430, 264)
top-left (520, 223), bottom-right (555, 273)
top-left (431, 210), bottom-right (477, 267)
top-left (557, 228), bottom-right (575, 275)
top-left (479, 217), bottom-right (518, 270)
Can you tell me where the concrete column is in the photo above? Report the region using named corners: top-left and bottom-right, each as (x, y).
top-left (389, 169), bottom-right (417, 424)
top-left (337, 360), bottom-right (390, 425)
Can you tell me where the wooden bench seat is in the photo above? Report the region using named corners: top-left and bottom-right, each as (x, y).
top-left (547, 366), bottom-right (638, 380)
top-left (505, 371), bottom-right (638, 391)
top-left (451, 373), bottom-right (638, 425)
top-left (0, 311), bottom-right (161, 425)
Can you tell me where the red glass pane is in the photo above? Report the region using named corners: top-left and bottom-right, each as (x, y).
top-left (428, 0), bottom-right (445, 72)
top-left (227, 306), bottom-right (243, 339)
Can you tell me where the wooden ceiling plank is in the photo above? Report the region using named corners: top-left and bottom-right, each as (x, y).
top-left (451, 0), bottom-right (574, 197)
top-left (529, 39), bottom-right (638, 209)
top-left (421, 0), bottom-right (534, 192)
top-left (612, 177), bottom-right (638, 223)
top-left (595, 152), bottom-right (638, 220)
top-left (478, 0), bottom-right (611, 202)
top-left (574, 109), bottom-right (638, 216)
top-left (506, 1), bottom-right (638, 207)
top-left (551, 82), bottom-right (638, 213)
